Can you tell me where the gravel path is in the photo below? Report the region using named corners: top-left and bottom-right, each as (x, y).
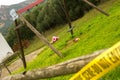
top-left (0, 47), bottom-right (45, 78)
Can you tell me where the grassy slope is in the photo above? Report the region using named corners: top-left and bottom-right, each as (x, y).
top-left (14, 0), bottom-right (120, 80)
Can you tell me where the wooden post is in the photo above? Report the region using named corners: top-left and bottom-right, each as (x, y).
top-left (62, 0), bottom-right (74, 37)
top-left (82, 0), bottom-right (109, 16)
top-left (3, 63), bottom-right (11, 75)
top-left (14, 19), bottom-right (27, 73)
top-left (18, 14), bottom-right (63, 58)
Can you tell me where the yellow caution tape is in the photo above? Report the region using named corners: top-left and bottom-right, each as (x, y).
top-left (70, 41), bottom-right (120, 80)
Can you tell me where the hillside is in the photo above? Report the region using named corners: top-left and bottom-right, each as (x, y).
top-left (1, 0), bottom-right (120, 80)
top-left (8, 0), bottom-right (120, 80)
top-left (0, 0), bottom-right (35, 35)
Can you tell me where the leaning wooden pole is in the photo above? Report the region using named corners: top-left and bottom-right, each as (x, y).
top-left (0, 63), bottom-right (11, 75)
top-left (62, 0), bottom-right (74, 37)
top-left (82, 0), bottom-right (109, 16)
top-left (2, 49), bottom-right (106, 80)
top-left (3, 64), bottom-right (11, 75)
top-left (14, 20), bottom-right (27, 73)
top-left (18, 14), bottom-right (63, 58)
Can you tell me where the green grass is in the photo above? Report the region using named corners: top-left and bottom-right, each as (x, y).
top-left (24, 37), bottom-right (45, 55)
top-left (13, 0), bottom-right (120, 80)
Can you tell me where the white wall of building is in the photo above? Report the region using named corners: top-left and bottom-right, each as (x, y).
top-left (0, 33), bottom-right (14, 63)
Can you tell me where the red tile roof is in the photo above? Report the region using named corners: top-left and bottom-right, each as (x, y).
top-left (17, 0), bottom-right (44, 14)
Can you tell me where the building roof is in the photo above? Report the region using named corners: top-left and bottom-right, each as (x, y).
top-left (17, 0), bottom-right (44, 14)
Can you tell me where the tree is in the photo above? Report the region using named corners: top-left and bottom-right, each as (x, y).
top-left (6, 25), bottom-right (17, 47)
top-left (6, 0), bottom-right (106, 48)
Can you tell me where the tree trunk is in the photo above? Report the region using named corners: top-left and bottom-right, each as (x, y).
top-left (2, 49), bottom-right (106, 80)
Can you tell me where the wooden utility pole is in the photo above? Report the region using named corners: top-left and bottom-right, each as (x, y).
top-left (8, 0), bottom-right (44, 74)
top-left (82, 0), bottom-right (109, 16)
top-left (18, 14), bottom-right (63, 58)
top-left (62, 0), bottom-right (74, 37)
top-left (14, 19), bottom-right (27, 73)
